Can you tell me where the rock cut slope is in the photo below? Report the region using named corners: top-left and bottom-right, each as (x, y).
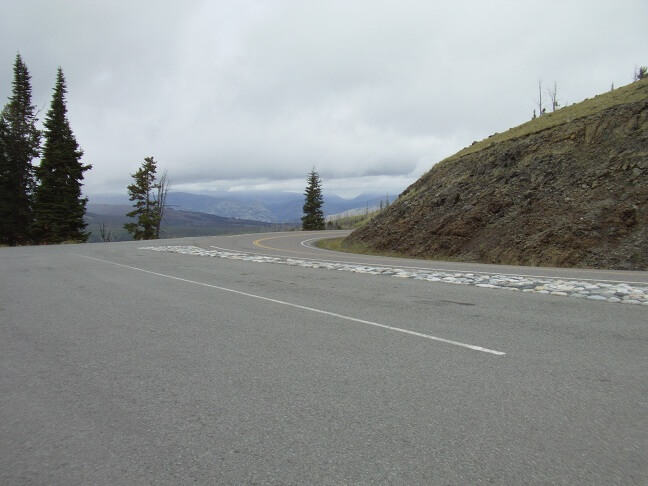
top-left (346, 79), bottom-right (648, 270)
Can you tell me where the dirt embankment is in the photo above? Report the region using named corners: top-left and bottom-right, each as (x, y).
top-left (346, 84), bottom-right (648, 270)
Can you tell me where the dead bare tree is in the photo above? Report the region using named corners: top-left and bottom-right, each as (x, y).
top-left (546, 81), bottom-right (560, 112)
top-left (154, 170), bottom-right (171, 239)
top-left (536, 79), bottom-right (546, 116)
top-left (99, 222), bottom-right (113, 242)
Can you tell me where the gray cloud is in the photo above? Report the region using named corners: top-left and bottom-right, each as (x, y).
top-left (1, 0), bottom-right (646, 197)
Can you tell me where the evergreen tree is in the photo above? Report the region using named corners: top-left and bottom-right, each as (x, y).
top-left (0, 54), bottom-right (41, 245)
top-left (301, 169), bottom-right (325, 230)
top-left (124, 156), bottom-right (162, 240)
top-left (32, 68), bottom-right (91, 244)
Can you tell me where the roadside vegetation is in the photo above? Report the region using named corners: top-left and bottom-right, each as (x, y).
top-left (326, 194), bottom-right (392, 230)
top-left (325, 209), bottom-right (379, 230)
top-left (316, 235), bottom-right (459, 261)
top-left (316, 236), bottom-right (401, 257)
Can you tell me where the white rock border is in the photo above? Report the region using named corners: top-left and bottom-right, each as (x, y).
top-left (140, 245), bottom-right (648, 307)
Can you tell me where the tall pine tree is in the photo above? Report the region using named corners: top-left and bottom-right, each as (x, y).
top-left (32, 68), bottom-right (91, 244)
top-left (124, 156), bottom-right (162, 240)
top-left (301, 169), bottom-right (325, 230)
top-left (0, 54), bottom-right (41, 245)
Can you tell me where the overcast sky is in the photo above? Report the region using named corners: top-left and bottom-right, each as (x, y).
top-left (1, 1), bottom-right (646, 198)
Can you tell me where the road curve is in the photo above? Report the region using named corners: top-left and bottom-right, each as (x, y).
top-left (204, 229), bottom-right (648, 284)
top-left (1, 233), bottom-right (647, 484)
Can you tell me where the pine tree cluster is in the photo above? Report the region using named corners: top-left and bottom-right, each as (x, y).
top-left (0, 54), bottom-right (91, 246)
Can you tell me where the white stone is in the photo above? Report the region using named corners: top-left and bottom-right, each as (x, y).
top-left (587, 295), bottom-right (608, 301)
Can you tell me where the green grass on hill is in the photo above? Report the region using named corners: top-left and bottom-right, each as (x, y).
top-left (443, 78), bottom-right (648, 164)
top-left (395, 78), bottom-right (648, 204)
top-left (316, 236), bottom-right (466, 261)
top-left (316, 236), bottom-right (405, 258)
top-left (327, 209), bottom-right (382, 229)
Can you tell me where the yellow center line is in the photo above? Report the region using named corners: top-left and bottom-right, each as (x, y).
top-left (253, 233), bottom-right (331, 257)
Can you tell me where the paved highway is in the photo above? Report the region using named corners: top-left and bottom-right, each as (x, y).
top-left (1, 231), bottom-right (647, 484)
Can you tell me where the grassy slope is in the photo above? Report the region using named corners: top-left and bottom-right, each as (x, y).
top-left (328, 209), bottom-right (382, 229)
top-left (397, 78), bottom-right (648, 203)
top-left (448, 78), bottom-right (648, 162)
top-left (358, 79), bottom-right (647, 228)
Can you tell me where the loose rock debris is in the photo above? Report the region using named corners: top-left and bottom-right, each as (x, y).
top-left (141, 245), bottom-right (648, 306)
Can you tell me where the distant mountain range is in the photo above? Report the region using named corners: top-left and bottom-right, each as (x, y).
top-left (85, 204), bottom-right (281, 242)
top-left (89, 190), bottom-right (392, 224)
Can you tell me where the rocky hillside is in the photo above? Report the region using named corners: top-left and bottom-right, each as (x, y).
top-left (345, 78), bottom-right (648, 270)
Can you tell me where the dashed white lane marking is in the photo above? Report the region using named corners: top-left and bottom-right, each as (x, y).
top-left (78, 254), bottom-right (506, 356)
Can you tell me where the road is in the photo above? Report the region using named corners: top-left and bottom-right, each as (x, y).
top-left (1, 231), bottom-right (647, 484)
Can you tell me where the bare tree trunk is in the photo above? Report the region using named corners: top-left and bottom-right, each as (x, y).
top-left (99, 222), bottom-right (113, 242)
top-left (546, 81), bottom-right (560, 112)
top-left (154, 170), bottom-right (170, 239)
top-left (536, 79), bottom-right (545, 116)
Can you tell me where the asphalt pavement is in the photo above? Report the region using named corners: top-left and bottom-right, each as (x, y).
top-left (1, 232), bottom-right (647, 484)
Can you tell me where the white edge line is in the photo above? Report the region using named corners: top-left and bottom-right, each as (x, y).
top-left (76, 254), bottom-right (506, 356)
top-left (301, 237), bottom-right (322, 248)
